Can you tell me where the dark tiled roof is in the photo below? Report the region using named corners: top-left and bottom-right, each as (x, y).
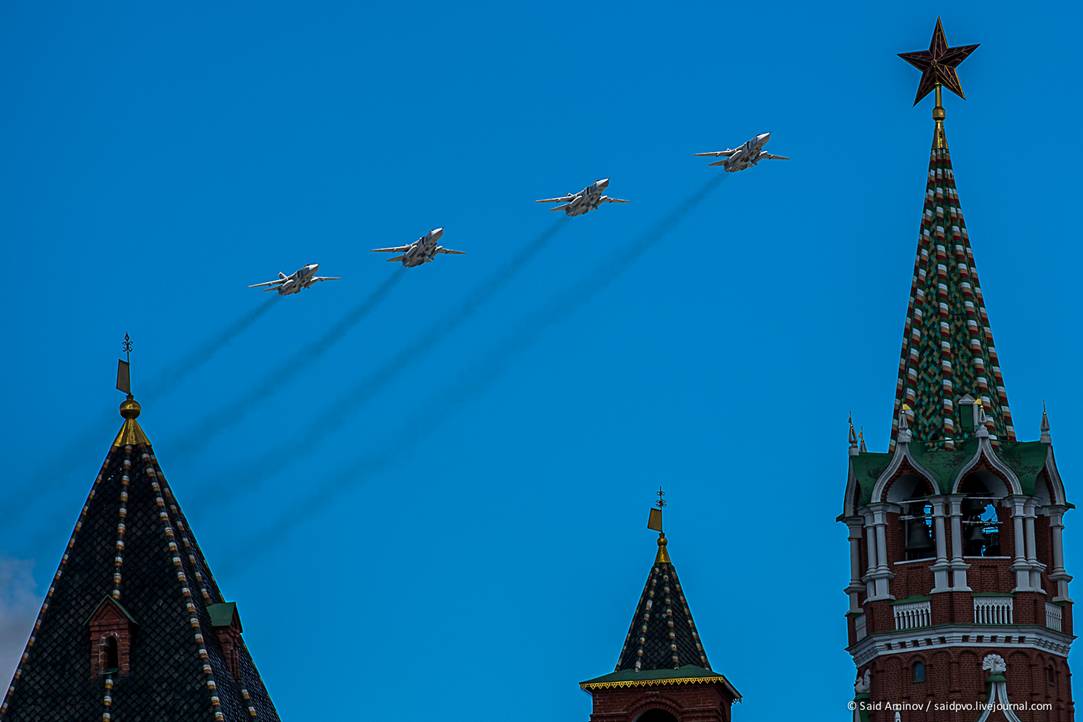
top-left (614, 538), bottom-right (711, 673)
top-left (1, 404), bottom-right (279, 721)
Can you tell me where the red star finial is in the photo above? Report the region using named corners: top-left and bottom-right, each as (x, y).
top-left (898, 18), bottom-right (979, 105)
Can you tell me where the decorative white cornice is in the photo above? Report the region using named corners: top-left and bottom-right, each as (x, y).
top-left (848, 624), bottom-right (1073, 668)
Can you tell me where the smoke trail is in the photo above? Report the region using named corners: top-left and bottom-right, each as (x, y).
top-left (143, 296), bottom-right (277, 403)
top-left (200, 219), bottom-right (566, 507)
top-left (219, 176), bottom-right (723, 570)
top-left (166, 270), bottom-right (405, 459)
top-left (0, 300), bottom-right (278, 529)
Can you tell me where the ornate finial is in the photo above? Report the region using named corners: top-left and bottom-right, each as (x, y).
top-left (899, 18), bottom-right (979, 149)
top-left (897, 404), bottom-right (913, 445)
top-left (859, 427), bottom-right (868, 454)
top-left (848, 413), bottom-right (857, 444)
top-left (647, 486), bottom-right (670, 564)
top-left (116, 333), bottom-right (134, 400)
top-left (1041, 401), bottom-right (1051, 443)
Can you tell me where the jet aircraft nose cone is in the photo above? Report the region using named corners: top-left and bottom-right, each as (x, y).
top-left (307, 263), bottom-right (319, 272)
top-left (597, 178), bottom-right (610, 188)
top-left (431, 227), bottom-right (444, 239)
top-left (759, 132), bottom-right (771, 142)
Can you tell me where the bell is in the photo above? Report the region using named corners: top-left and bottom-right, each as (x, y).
top-left (906, 520), bottom-right (934, 551)
top-left (966, 524), bottom-right (987, 544)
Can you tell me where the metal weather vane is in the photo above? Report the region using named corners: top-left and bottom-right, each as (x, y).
top-left (898, 18), bottom-right (979, 107)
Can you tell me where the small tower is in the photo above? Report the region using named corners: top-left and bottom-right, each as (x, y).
top-left (1, 339), bottom-right (280, 721)
top-left (581, 491), bottom-right (740, 722)
top-left (840, 21), bottom-right (1074, 720)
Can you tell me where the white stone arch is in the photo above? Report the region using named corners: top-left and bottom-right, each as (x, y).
top-left (1041, 448), bottom-right (1068, 505)
top-left (870, 449), bottom-right (939, 505)
top-left (949, 443), bottom-right (1022, 497)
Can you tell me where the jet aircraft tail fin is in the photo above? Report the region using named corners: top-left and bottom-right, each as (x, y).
top-left (385, 255), bottom-right (406, 263)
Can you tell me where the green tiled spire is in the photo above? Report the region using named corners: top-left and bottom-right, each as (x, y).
top-left (890, 122), bottom-right (1015, 450)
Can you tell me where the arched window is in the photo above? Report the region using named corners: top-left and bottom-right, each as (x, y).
top-left (912, 660), bottom-right (926, 683)
top-left (638, 710), bottom-right (679, 722)
top-left (1047, 665), bottom-right (1057, 686)
top-left (102, 636), bottom-right (119, 674)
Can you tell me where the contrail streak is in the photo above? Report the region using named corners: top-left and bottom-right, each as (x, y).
top-left (143, 297), bottom-right (277, 403)
top-left (165, 270), bottom-right (405, 459)
top-left (219, 176), bottom-right (724, 571)
top-left (0, 299), bottom-right (277, 529)
top-left (200, 219), bottom-right (566, 506)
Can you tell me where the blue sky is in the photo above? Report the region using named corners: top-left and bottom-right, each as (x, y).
top-left (2, 1), bottom-right (1082, 719)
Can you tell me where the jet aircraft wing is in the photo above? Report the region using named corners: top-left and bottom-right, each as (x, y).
top-left (436, 247), bottom-right (466, 255)
top-left (371, 245), bottom-right (413, 253)
top-left (536, 195), bottom-right (575, 203)
top-left (248, 278), bottom-right (287, 288)
top-left (694, 149), bottom-right (738, 157)
top-left (762, 153), bottom-right (790, 160)
top-left (311, 276), bottom-right (342, 283)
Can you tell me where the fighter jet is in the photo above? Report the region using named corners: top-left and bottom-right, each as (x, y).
top-left (694, 132), bottom-right (789, 173)
top-left (535, 178), bottom-right (629, 216)
top-left (370, 227), bottom-right (465, 268)
top-left (248, 263), bottom-right (341, 295)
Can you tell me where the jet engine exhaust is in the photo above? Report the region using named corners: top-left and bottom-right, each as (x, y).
top-left (158, 271), bottom-right (406, 460)
top-left (200, 219), bottom-right (567, 509)
top-left (144, 296), bottom-right (277, 403)
top-left (221, 175), bottom-right (725, 566)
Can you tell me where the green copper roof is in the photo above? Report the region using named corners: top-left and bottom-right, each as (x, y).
top-left (890, 123), bottom-right (1016, 450)
top-left (851, 440), bottom-right (1049, 504)
top-left (207, 602), bottom-right (240, 630)
top-left (580, 664), bottom-right (741, 699)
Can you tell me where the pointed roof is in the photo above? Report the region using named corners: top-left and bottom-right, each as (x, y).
top-left (1, 396), bottom-right (279, 721)
top-left (890, 120), bottom-right (1015, 450)
top-left (613, 533), bottom-right (710, 673)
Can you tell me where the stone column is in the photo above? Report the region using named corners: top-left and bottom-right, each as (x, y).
top-left (948, 495), bottom-right (970, 591)
top-left (1023, 499), bottom-right (1044, 592)
top-left (930, 498), bottom-right (951, 593)
top-left (845, 518), bottom-right (864, 612)
top-left (1045, 505), bottom-right (1073, 603)
top-left (866, 504), bottom-right (895, 601)
top-left (1007, 495), bottom-right (1032, 592)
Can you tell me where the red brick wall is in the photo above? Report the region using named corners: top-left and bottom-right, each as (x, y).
top-left (861, 648), bottom-right (1074, 722)
top-left (587, 683), bottom-right (735, 722)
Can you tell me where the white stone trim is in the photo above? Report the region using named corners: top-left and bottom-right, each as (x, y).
top-left (949, 439), bottom-right (1023, 496)
top-left (848, 624), bottom-right (1073, 668)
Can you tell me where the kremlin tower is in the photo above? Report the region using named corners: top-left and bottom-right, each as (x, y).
top-left (840, 20), bottom-right (1074, 721)
top-left (581, 496), bottom-right (741, 722)
top-left (1, 345), bottom-right (279, 721)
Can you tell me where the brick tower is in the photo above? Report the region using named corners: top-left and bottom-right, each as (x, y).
top-left (840, 20), bottom-right (1074, 721)
top-left (581, 498), bottom-right (741, 722)
top-left (1, 349), bottom-right (279, 720)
